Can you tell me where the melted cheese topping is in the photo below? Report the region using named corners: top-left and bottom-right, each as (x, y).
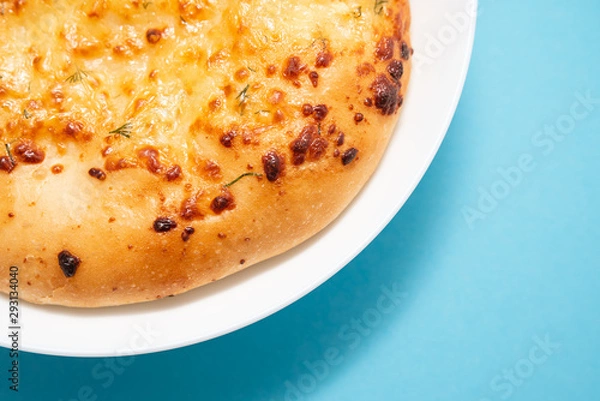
top-left (0, 0), bottom-right (383, 173)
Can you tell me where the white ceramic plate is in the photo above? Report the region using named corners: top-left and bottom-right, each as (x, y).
top-left (0, 0), bottom-right (477, 356)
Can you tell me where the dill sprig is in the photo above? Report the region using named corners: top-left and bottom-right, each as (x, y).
top-left (142, 1), bottom-right (152, 9)
top-left (354, 6), bottom-right (362, 18)
top-left (109, 122), bottom-right (133, 138)
top-left (224, 172), bottom-right (262, 188)
top-left (23, 109), bottom-right (31, 119)
top-left (65, 67), bottom-right (89, 84)
top-left (374, 0), bottom-right (388, 14)
top-left (236, 85), bottom-right (250, 106)
top-left (5, 143), bottom-right (15, 165)
top-left (236, 84), bottom-right (250, 114)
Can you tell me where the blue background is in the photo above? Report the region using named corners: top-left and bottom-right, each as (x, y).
top-left (2, 1), bottom-right (599, 400)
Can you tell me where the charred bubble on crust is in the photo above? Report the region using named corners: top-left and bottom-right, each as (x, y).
top-left (375, 36), bottom-right (395, 61)
top-left (283, 56), bottom-right (304, 80)
top-left (354, 113), bottom-right (364, 123)
top-left (153, 217), bottom-right (178, 233)
top-left (309, 71), bottom-right (319, 88)
top-left (371, 74), bottom-right (401, 115)
top-left (312, 104), bottom-right (329, 121)
top-left (309, 137), bottom-right (328, 160)
top-left (262, 150), bottom-right (283, 182)
top-left (13, 141), bottom-right (45, 164)
top-left (220, 131), bottom-right (235, 148)
top-left (387, 60), bottom-right (404, 81)
top-left (138, 147), bottom-right (163, 174)
top-left (0, 156), bottom-right (15, 173)
top-left (58, 250), bottom-right (81, 278)
top-left (364, 98), bottom-right (373, 107)
top-left (166, 165), bottom-right (182, 181)
top-left (146, 28), bottom-right (162, 44)
top-left (210, 190), bottom-right (235, 215)
top-left (401, 41), bottom-right (411, 60)
top-left (290, 125), bottom-right (317, 165)
top-left (88, 167), bottom-right (107, 181)
top-left (328, 124), bottom-right (336, 135)
top-left (180, 197), bottom-right (204, 220)
top-left (316, 51), bottom-right (333, 68)
top-left (336, 132), bottom-right (345, 146)
top-left (341, 148), bottom-right (359, 166)
top-left (181, 227), bottom-right (195, 242)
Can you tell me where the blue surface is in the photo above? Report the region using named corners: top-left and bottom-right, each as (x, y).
top-left (3, 1), bottom-right (600, 400)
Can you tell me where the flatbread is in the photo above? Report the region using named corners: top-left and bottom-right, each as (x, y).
top-left (0, 0), bottom-right (411, 307)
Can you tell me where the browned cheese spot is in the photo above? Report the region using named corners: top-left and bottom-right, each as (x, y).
top-left (182, 227), bottom-right (195, 242)
top-left (138, 147), bottom-right (163, 174)
top-left (309, 71), bottom-right (319, 88)
top-left (262, 150), bottom-right (284, 182)
top-left (302, 104), bottom-right (314, 116)
top-left (220, 131), bottom-right (235, 148)
top-left (387, 59), bottom-right (404, 81)
top-left (290, 125), bottom-right (317, 165)
top-left (0, 156), bottom-right (15, 173)
top-left (13, 141), bottom-right (45, 164)
top-left (210, 190), bottom-right (235, 215)
top-left (153, 217), bottom-right (178, 233)
top-left (370, 74), bottom-right (402, 115)
top-left (180, 197), bottom-right (204, 220)
top-left (283, 56), bottom-right (305, 80)
top-left (88, 167), bottom-right (107, 181)
top-left (315, 51), bottom-right (333, 68)
top-left (58, 250), bottom-right (81, 278)
top-left (375, 36), bottom-right (395, 61)
top-left (312, 104), bottom-right (329, 121)
top-left (166, 165), bottom-right (182, 181)
top-left (341, 148), bottom-right (359, 165)
top-left (146, 28), bottom-right (162, 44)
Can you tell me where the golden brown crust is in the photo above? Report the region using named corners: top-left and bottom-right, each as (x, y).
top-left (0, 0), bottom-right (411, 307)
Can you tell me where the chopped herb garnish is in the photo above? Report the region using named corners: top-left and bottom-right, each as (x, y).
top-left (224, 172), bottom-right (262, 188)
top-left (23, 109), bottom-right (31, 119)
top-left (180, 15), bottom-right (187, 24)
top-left (247, 66), bottom-right (257, 73)
top-left (374, 0), bottom-right (388, 14)
top-left (142, 1), bottom-right (152, 9)
top-left (65, 67), bottom-right (88, 84)
top-left (5, 143), bottom-right (15, 165)
top-left (236, 84), bottom-right (250, 114)
top-left (109, 122), bottom-right (133, 138)
top-left (354, 6), bottom-right (362, 18)
top-left (254, 110), bottom-right (270, 115)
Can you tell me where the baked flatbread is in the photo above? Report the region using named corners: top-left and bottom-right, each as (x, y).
top-left (0, 0), bottom-right (411, 306)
